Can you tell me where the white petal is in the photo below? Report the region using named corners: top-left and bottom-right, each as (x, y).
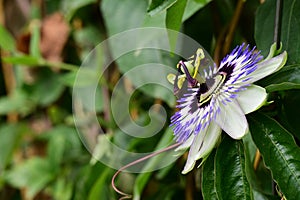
top-left (236, 85), bottom-right (267, 114)
top-left (195, 121), bottom-right (221, 163)
top-left (175, 134), bottom-right (194, 151)
top-left (181, 130), bottom-right (206, 174)
top-left (242, 51), bottom-right (287, 84)
top-left (181, 121), bottom-right (221, 174)
top-left (215, 99), bottom-right (248, 139)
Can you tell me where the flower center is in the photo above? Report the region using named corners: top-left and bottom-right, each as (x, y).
top-left (197, 73), bottom-right (226, 108)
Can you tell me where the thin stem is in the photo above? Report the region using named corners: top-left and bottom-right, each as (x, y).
top-left (274, 0), bottom-right (283, 50)
top-left (214, 26), bottom-right (227, 65)
top-left (0, 1), bottom-right (18, 123)
top-left (254, 0), bottom-right (283, 172)
top-left (112, 142), bottom-right (181, 199)
top-left (43, 60), bottom-right (79, 71)
top-left (185, 169), bottom-right (195, 200)
top-left (222, 0), bottom-right (245, 56)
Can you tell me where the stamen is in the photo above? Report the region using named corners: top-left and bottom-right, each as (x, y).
top-left (178, 61), bottom-right (198, 87)
top-left (173, 67), bottom-right (181, 95)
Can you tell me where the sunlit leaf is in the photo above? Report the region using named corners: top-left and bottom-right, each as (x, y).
top-left (166, 0), bottom-right (187, 51)
top-left (42, 125), bottom-right (82, 169)
top-left (52, 177), bottom-right (73, 200)
top-left (182, 0), bottom-right (212, 21)
top-left (88, 168), bottom-right (112, 200)
top-left (147, 0), bottom-right (177, 16)
top-left (101, 0), bottom-right (147, 35)
top-left (2, 55), bottom-right (41, 66)
top-left (3, 55), bottom-right (79, 71)
top-left (101, 0), bottom-right (176, 106)
top-left (4, 158), bottom-right (55, 199)
top-left (29, 20), bottom-right (42, 58)
top-left (0, 24), bottom-right (16, 51)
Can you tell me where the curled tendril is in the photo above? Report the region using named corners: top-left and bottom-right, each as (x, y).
top-left (111, 143), bottom-right (182, 199)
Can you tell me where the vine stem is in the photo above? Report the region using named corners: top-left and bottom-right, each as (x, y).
top-left (0, 0), bottom-right (18, 123)
top-left (274, 0), bottom-right (283, 49)
top-left (111, 142), bottom-right (181, 199)
top-left (254, 0), bottom-right (283, 171)
top-left (222, 0), bottom-right (245, 56)
top-left (213, 0), bottom-right (244, 65)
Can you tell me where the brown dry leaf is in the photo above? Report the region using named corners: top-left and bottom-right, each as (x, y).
top-left (16, 32), bottom-right (30, 54)
top-left (40, 12), bottom-right (70, 62)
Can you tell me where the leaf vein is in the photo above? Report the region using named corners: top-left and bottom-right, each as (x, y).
top-left (286, 0), bottom-right (296, 50)
top-left (265, 131), bottom-right (300, 188)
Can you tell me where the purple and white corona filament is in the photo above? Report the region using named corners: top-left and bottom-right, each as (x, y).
top-left (169, 44), bottom-right (287, 174)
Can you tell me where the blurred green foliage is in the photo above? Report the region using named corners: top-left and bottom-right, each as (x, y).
top-left (0, 0), bottom-right (299, 200)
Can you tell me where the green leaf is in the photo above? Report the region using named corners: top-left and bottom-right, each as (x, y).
top-left (0, 124), bottom-right (27, 171)
top-left (254, 0), bottom-right (276, 57)
top-left (215, 136), bottom-right (252, 200)
top-left (0, 89), bottom-right (35, 115)
top-left (61, 0), bottom-right (98, 20)
top-left (243, 133), bottom-right (274, 197)
top-left (73, 25), bottom-right (105, 60)
top-left (202, 149), bottom-right (218, 200)
top-left (182, 0), bottom-right (212, 21)
top-left (3, 55), bottom-right (79, 71)
top-left (2, 55), bottom-right (79, 71)
top-left (29, 20), bottom-right (42, 58)
top-left (30, 69), bottom-right (65, 106)
top-left (166, 0), bottom-right (187, 51)
top-left (4, 157), bottom-right (55, 199)
top-left (101, 0), bottom-right (147, 35)
top-left (101, 0), bottom-right (177, 106)
top-left (0, 24), bottom-right (16, 51)
top-left (266, 82), bottom-right (300, 92)
top-left (87, 168), bottom-right (112, 200)
top-left (249, 112), bottom-right (300, 200)
top-left (47, 132), bottom-right (67, 170)
top-left (281, 0), bottom-right (300, 64)
top-left (52, 177), bottom-right (73, 200)
top-left (2, 55), bottom-right (41, 66)
top-left (260, 65), bottom-right (300, 92)
top-left (255, 0), bottom-right (300, 64)
top-left (147, 0), bottom-right (177, 16)
top-left (42, 125), bottom-right (82, 169)
top-left (279, 90), bottom-right (300, 140)
top-left (59, 69), bottom-right (99, 87)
